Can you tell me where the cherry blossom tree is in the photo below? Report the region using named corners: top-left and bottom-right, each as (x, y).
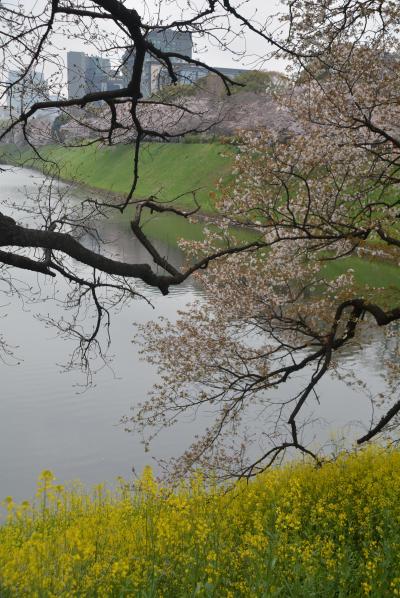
top-left (0, 0), bottom-right (286, 370)
top-left (2, 0), bottom-right (400, 474)
top-left (129, 1), bottom-right (400, 478)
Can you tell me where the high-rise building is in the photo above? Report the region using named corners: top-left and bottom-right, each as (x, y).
top-left (149, 29), bottom-right (193, 58)
top-left (67, 51), bottom-right (116, 99)
top-left (67, 51), bottom-right (87, 99)
top-left (67, 33), bottom-right (249, 102)
top-left (121, 30), bottom-right (249, 97)
top-left (7, 70), bottom-right (47, 113)
top-left (85, 55), bottom-right (111, 94)
top-left (122, 29), bottom-right (193, 97)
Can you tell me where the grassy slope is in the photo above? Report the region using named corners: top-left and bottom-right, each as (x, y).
top-left (323, 254), bottom-right (400, 307)
top-left (8, 142), bottom-right (232, 212)
top-left (2, 142), bottom-right (400, 300)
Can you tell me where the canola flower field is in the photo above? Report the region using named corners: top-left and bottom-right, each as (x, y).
top-left (0, 447), bottom-right (400, 597)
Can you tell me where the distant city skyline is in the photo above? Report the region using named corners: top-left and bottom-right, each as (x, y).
top-left (120, 29), bottom-right (249, 98)
top-left (64, 29), bottom-right (251, 101)
top-left (1, 0), bottom-right (286, 108)
top-left (9, 0), bottom-right (286, 73)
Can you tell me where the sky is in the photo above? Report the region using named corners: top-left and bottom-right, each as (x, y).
top-left (12, 0), bottom-right (287, 74)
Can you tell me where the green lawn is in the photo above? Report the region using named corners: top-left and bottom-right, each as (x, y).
top-left (2, 141), bottom-right (400, 304)
top-left (3, 142), bottom-right (233, 212)
top-left (323, 254), bottom-right (400, 307)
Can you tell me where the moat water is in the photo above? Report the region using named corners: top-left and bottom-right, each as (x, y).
top-left (0, 166), bottom-right (394, 500)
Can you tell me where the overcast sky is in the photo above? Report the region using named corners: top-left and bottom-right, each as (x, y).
top-left (15, 0), bottom-right (287, 73)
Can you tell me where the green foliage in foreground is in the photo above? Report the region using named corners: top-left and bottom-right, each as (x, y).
top-left (1, 447), bottom-right (400, 596)
top-left (3, 142), bottom-right (233, 212)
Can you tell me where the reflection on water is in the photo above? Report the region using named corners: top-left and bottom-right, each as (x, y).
top-left (0, 165), bottom-right (396, 500)
top-left (0, 166), bottom-right (204, 500)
